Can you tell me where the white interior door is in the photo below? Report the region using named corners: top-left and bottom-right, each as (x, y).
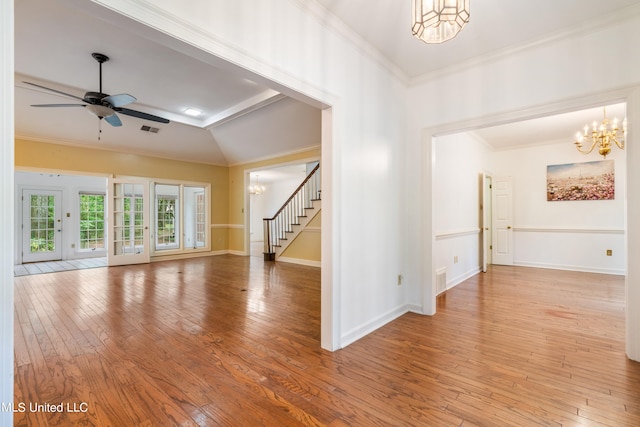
top-left (107, 178), bottom-right (150, 266)
top-left (22, 189), bottom-right (62, 263)
top-left (491, 176), bottom-right (514, 265)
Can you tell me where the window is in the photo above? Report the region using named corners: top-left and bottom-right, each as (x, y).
top-left (155, 184), bottom-right (180, 250)
top-left (152, 183), bottom-right (208, 252)
top-left (79, 193), bottom-right (105, 251)
top-left (195, 191), bottom-right (206, 247)
top-left (184, 186), bottom-right (206, 249)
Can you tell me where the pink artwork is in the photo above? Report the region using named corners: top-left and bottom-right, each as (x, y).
top-left (547, 160), bottom-right (614, 201)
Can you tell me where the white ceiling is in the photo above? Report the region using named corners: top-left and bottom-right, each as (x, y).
top-left (314, 0), bottom-right (640, 80)
top-left (14, 0), bottom-right (640, 164)
top-left (470, 103), bottom-right (627, 151)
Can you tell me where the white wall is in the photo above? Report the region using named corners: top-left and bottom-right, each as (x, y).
top-left (250, 177), bottom-right (303, 242)
top-left (249, 169), bottom-right (308, 243)
top-left (405, 12), bottom-right (640, 359)
top-left (432, 123), bottom-right (626, 290)
top-left (0, 0), bottom-right (13, 420)
top-left (434, 132), bottom-right (492, 289)
top-left (87, 0), bottom-right (407, 349)
top-left (493, 141), bottom-right (626, 274)
top-left (14, 172), bottom-right (107, 264)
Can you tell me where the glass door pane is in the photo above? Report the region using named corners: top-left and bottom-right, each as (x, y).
top-left (154, 184), bottom-right (180, 251)
top-left (22, 189), bottom-right (62, 263)
top-left (79, 193), bottom-right (106, 251)
top-left (108, 179), bottom-right (149, 266)
top-left (183, 186), bottom-right (207, 249)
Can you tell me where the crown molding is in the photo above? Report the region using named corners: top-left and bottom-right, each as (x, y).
top-left (410, 2), bottom-right (640, 86)
top-left (290, 0), bottom-right (410, 85)
top-left (227, 144), bottom-right (321, 168)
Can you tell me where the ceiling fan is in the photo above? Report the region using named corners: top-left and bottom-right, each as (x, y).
top-left (24, 52), bottom-right (170, 128)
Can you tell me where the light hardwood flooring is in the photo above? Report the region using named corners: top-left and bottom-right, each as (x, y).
top-left (13, 257), bottom-right (640, 426)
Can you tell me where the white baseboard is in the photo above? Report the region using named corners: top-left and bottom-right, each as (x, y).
top-left (227, 250), bottom-right (248, 256)
top-left (277, 256), bottom-right (321, 268)
top-left (407, 304), bottom-right (427, 314)
top-left (447, 267), bottom-right (481, 290)
top-left (341, 305), bottom-right (409, 348)
top-left (150, 250), bottom-right (249, 262)
top-left (513, 261), bottom-right (624, 276)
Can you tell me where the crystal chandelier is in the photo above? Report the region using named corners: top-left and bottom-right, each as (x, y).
top-left (574, 108), bottom-right (627, 158)
top-left (412, 0), bottom-right (470, 44)
top-left (249, 175), bottom-right (265, 195)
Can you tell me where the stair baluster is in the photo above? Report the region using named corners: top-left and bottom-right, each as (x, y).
top-left (263, 163), bottom-right (321, 260)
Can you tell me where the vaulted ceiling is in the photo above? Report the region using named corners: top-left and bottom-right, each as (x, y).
top-left (14, 0), bottom-right (321, 166)
top-left (14, 0), bottom-right (640, 163)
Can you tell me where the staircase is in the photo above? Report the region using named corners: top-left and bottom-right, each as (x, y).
top-left (263, 163), bottom-right (321, 261)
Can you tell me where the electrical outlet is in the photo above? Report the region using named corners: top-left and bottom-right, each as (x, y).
top-left (454, 256), bottom-right (459, 264)
top-left (606, 249), bottom-right (613, 256)
top-left (397, 274), bottom-right (403, 286)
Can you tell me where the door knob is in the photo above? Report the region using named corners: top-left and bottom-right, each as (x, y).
top-left (507, 226), bottom-right (512, 229)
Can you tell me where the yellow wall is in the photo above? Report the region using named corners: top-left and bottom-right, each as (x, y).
top-left (15, 138), bottom-right (230, 251)
top-left (15, 139), bottom-right (320, 256)
top-left (227, 147), bottom-right (321, 252)
top-left (281, 211), bottom-right (321, 262)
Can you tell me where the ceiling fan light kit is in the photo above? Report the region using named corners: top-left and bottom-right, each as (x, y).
top-left (412, 0), bottom-right (470, 44)
top-left (85, 104), bottom-right (115, 119)
top-left (25, 52), bottom-right (169, 138)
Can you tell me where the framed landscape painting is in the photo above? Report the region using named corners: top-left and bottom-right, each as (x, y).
top-left (546, 160), bottom-right (614, 201)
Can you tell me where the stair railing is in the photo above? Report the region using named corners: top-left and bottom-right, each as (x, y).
top-left (263, 163), bottom-right (321, 258)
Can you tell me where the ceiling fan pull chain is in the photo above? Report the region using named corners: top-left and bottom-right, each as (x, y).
top-left (98, 119), bottom-right (102, 141)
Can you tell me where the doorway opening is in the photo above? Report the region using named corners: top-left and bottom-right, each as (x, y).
top-left (428, 100), bottom-right (628, 312)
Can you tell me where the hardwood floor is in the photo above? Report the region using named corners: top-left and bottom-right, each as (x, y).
top-left (13, 258), bottom-right (640, 426)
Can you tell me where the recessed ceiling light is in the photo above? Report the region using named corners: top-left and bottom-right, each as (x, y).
top-left (184, 108), bottom-right (203, 117)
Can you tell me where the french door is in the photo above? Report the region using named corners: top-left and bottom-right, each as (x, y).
top-left (107, 178), bottom-right (149, 266)
top-left (22, 189), bottom-right (62, 263)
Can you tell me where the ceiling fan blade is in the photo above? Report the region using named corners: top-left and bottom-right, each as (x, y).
top-left (104, 113), bottom-right (122, 127)
top-left (103, 93), bottom-right (136, 108)
top-left (118, 108), bottom-right (170, 124)
top-left (23, 81), bottom-right (85, 102)
top-left (30, 103), bottom-right (85, 107)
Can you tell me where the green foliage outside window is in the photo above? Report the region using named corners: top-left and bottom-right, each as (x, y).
top-left (30, 195), bottom-right (56, 253)
top-left (80, 194), bottom-right (105, 250)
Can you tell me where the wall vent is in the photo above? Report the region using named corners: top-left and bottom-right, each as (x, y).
top-left (436, 268), bottom-right (447, 295)
top-left (140, 125), bottom-right (159, 133)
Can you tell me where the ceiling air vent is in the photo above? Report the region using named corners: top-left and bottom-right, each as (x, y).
top-left (140, 125), bottom-right (159, 133)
